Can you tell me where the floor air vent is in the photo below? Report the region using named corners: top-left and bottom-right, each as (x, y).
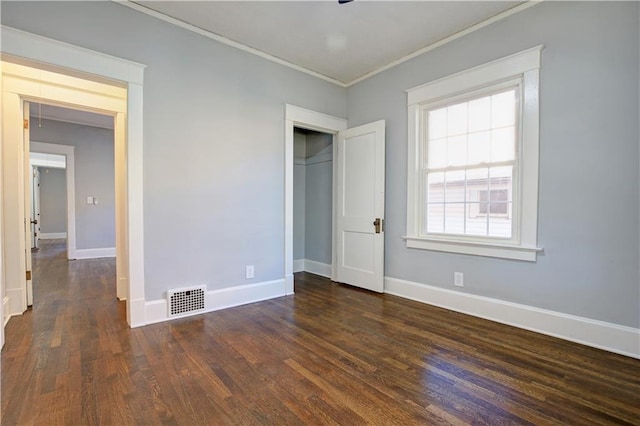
top-left (167, 285), bottom-right (206, 317)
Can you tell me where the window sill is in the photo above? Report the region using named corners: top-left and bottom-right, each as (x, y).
top-left (403, 236), bottom-right (542, 262)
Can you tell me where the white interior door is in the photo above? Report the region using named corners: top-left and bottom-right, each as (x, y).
top-left (335, 120), bottom-right (385, 292)
top-left (31, 166), bottom-right (41, 250)
top-left (23, 102), bottom-right (34, 306)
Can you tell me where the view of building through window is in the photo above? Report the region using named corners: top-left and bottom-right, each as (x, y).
top-left (424, 88), bottom-right (517, 238)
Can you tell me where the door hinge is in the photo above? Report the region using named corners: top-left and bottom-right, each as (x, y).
top-left (26, 271), bottom-right (32, 280)
top-left (24, 119), bottom-right (29, 129)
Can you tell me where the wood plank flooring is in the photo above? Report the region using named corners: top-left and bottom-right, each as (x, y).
top-left (2, 239), bottom-right (639, 425)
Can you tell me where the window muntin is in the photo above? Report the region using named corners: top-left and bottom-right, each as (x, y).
top-left (420, 86), bottom-right (519, 240)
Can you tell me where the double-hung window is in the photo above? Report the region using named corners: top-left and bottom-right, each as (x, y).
top-left (405, 47), bottom-right (543, 261)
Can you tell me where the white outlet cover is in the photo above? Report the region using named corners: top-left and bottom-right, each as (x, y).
top-left (246, 265), bottom-right (254, 279)
top-left (454, 272), bottom-right (464, 287)
top-left (87, 196), bottom-right (93, 204)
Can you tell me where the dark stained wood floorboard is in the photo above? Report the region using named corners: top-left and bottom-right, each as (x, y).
top-left (2, 240), bottom-right (639, 425)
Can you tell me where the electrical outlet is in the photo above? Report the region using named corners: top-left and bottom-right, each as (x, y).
top-left (245, 265), bottom-right (254, 279)
top-left (87, 196), bottom-right (93, 204)
top-left (454, 272), bottom-right (464, 287)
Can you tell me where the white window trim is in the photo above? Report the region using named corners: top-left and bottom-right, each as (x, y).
top-left (405, 46), bottom-right (543, 261)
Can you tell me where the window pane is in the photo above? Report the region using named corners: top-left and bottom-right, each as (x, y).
top-left (447, 135), bottom-right (467, 167)
top-left (468, 131), bottom-right (490, 165)
top-left (466, 203), bottom-right (488, 236)
top-left (467, 167), bottom-right (489, 182)
top-left (467, 168), bottom-right (489, 203)
top-left (489, 206), bottom-right (512, 238)
top-left (421, 87), bottom-right (520, 241)
top-left (490, 127), bottom-right (515, 162)
top-left (468, 96), bottom-right (491, 132)
top-left (426, 204), bottom-right (444, 233)
top-left (426, 172), bottom-right (445, 203)
top-left (447, 103), bottom-right (467, 136)
top-left (490, 201), bottom-right (508, 215)
top-left (428, 137), bottom-right (447, 168)
top-left (445, 170), bottom-right (465, 202)
top-left (444, 203), bottom-right (465, 234)
top-left (428, 108), bottom-right (447, 140)
top-left (491, 90), bottom-right (516, 128)
top-left (489, 166), bottom-right (512, 202)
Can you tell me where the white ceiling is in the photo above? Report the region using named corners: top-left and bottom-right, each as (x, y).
top-left (130, 0), bottom-right (527, 85)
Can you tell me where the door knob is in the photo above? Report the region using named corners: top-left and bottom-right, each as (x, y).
top-left (373, 218), bottom-right (383, 234)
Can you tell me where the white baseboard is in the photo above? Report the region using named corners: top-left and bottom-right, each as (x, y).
top-left (385, 277), bottom-right (640, 359)
top-left (129, 298), bottom-right (147, 328)
top-left (304, 259), bottom-right (332, 278)
top-left (285, 274), bottom-right (294, 295)
top-left (5, 288), bottom-right (25, 317)
top-left (39, 232), bottom-right (67, 240)
top-left (3, 296), bottom-right (10, 327)
top-left (73, 247), bottom-right (116, 259)
top-left (293, 259), bottom-right (305, 273)
top-left (144, 278), bottom-right (286, 325)
top-left (292, 259), bottom-right (332, 278)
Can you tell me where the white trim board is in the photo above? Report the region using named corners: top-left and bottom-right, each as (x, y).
top-left (73, 248), bottom-right (116, 260)
top-left (303, 260), bottom-right (332, 279)
top-left (39, 233), bottom-right (67, 240)
top-left (385, 277), bottom-right (640, 359)
top-left (145, 279), bottom-right (286, 325)
top-left (2, 297), bottom-right (10, 327)
top-left (293, 259), bottom-right (305, 273)
top-left (292, 259), bottom-right (332, 279)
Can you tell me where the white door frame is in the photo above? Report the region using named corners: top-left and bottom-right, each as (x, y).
top-left (30, 142), bottom-right (76, 259)
top-left (284, 105), bottom-right (347, 294)
top-left (1, 26), bottom-right (146, 329)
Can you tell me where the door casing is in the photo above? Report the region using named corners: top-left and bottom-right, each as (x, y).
top-left (30, 142), bottom-right (76, 259)
top-left (1, 27), bottom-right (146, 342)
top-left (284, 105), bottom-right (347, 294)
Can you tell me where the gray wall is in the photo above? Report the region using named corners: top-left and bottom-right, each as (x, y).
top-left (347, 1), bottom-right (640, 328)
top-left (304, 132), bottom-right (333, 265)
top-left (30, 119), bottom-right (115, 250)
top-left (38, 167), bottom-right (66, 234)
top-left (2, 1), bottom-right (347, 299)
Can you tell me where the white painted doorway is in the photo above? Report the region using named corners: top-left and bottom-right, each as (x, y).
top-left (1, 60), bottom-right (130, 326)
top-left (284, 105), bottom-right (386, 294)
top-left (292, 128), bottom-right (334, 279)
top-left (30, 142), bottom-right (75, 259)
top-left (1, 28), bottom-right (145, 349)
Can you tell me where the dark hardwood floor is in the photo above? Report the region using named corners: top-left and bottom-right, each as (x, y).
top-left (2, 240), bottom-right (639, 425)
